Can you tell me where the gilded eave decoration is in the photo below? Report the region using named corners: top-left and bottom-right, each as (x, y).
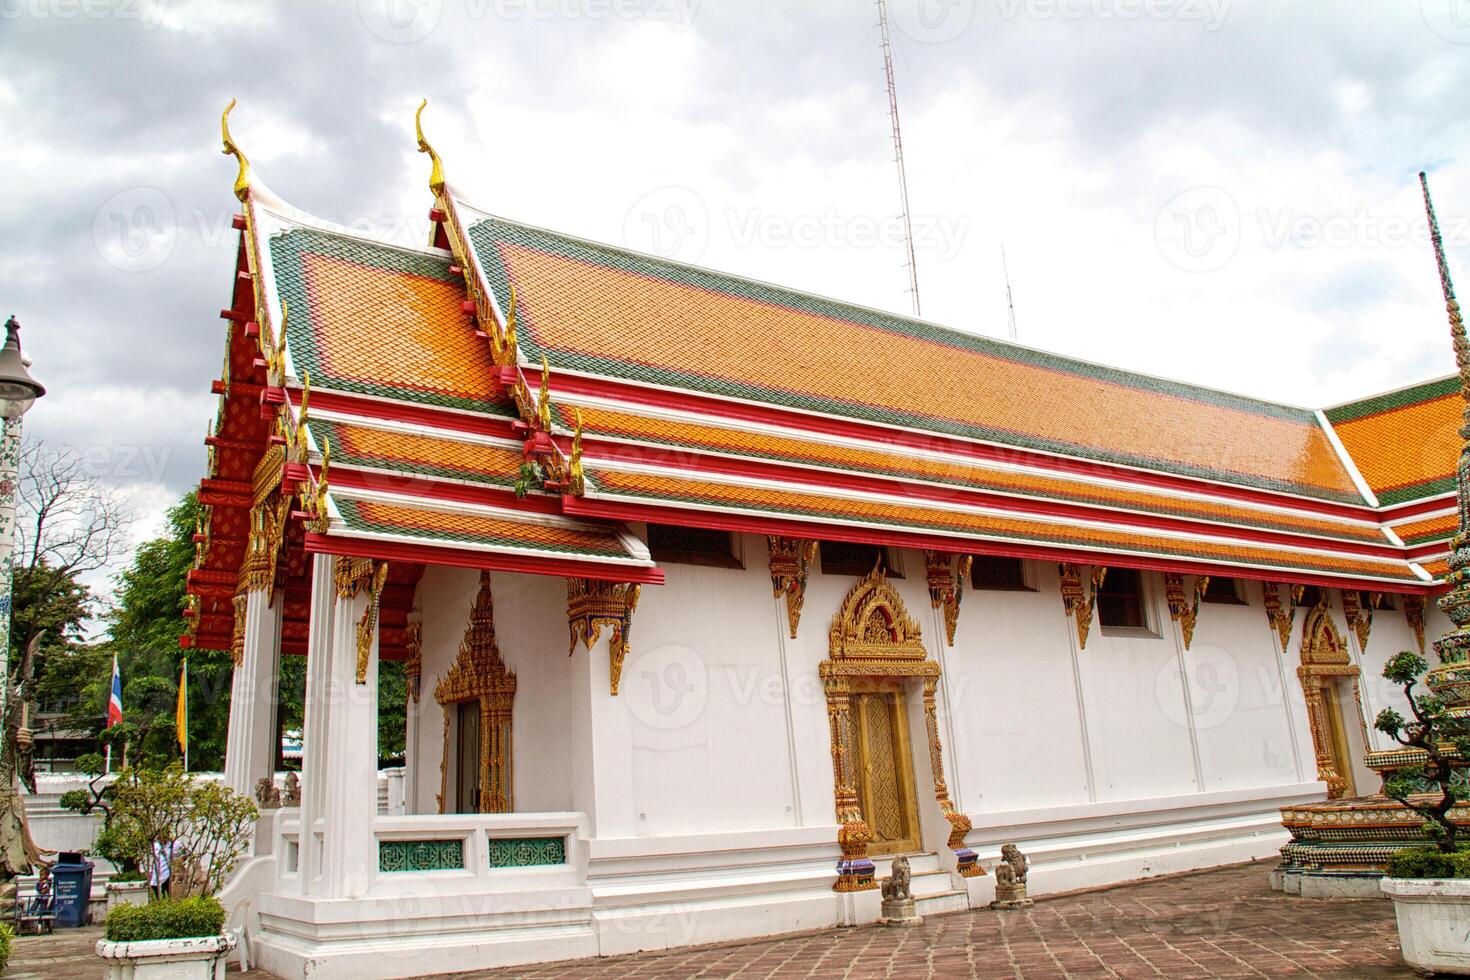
top-left (567, 577), bottom-right (641, 695)
top-left (1341, 590), bottom-right (1380, 652)
top-left (1403, 594), bottom-right (1426, 654)
top-left (767, 536), bottom-right (817, 639)
top-left (924, 551), bottom-right (972, 647)
top-left (1164, 573), bottom-right (1209, 650)
top-left (336, 557), bottom-right (389, 685)
top-left (1263, 582), bottom-right (1305, 650)
top-left (1059, 563), bottom-right (1106, 650)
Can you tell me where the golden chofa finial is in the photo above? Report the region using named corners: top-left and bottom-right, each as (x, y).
top-left (221, 99), bottom-right (252, 202)
top-left (537, 357), bottom-right (553, 431)
top-left (415, 99), bottom-right (446, 197)
top-left (569, 408), bottom-right (586, 496)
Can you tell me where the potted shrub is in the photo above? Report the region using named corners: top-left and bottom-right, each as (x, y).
top-left (1374, 650), bottom-right (1470, 976)
top-left (93, 766), bottom-right (257, 980)
top-left (59, 752), bottom-right (153, 914)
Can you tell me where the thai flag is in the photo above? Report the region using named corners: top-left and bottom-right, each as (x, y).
top-left (106, 656), bottom-right (124, 728)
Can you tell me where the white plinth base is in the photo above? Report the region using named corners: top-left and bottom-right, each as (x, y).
top-left (1382, 877), bottom-right (1470, 976)
top-left (96, 934), bottom-right (236, 980)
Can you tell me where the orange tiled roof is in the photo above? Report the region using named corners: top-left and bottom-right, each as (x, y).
top-left (272, 228), bottom-right (514, 415)
top-left (467, 216), bottom-right (1363, 503)
top-left (1393, 511), bottom-right (1457, 547)
top-left (308, 417), bottom-right (522, 490)
top-left (583, 467), bottom-right (1418, 583)
top-left (1327, 377), bottom-right (1460, 506)
top-left (568, 403), bottom-right (1385, 544)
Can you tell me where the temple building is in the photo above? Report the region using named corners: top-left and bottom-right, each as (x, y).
top-left (187, 104), bottom-right (1459, 979)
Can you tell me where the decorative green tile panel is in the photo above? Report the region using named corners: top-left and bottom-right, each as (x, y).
top-left (379, 838), bottom-right (465, 872)
top-left (488, 836), bottom-right (566, 867)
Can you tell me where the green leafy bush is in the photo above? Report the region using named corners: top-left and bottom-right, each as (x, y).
top-left (104, 897), bottom-right (226, 942)
top-left (1386, 846), bottom-right (1470, 880)
top-left (0, 921), bottom-right (13, 972)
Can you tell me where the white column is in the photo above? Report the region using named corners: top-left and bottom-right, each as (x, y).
top-left (298, 555), bottom-right (335, 892)
top-left (224, 588), bottom-right (282, 796)
top-left (317, 581), bottom-right (380, 899)
top-left (569, 632), bottom-right (635, 839)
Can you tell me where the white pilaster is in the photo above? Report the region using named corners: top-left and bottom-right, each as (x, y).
top-left (317, 583), bottom-right (380, 899)
top-left (297, 554), bottom-right (335, 892)
top-left (224, 588), bottom-right (281, 797)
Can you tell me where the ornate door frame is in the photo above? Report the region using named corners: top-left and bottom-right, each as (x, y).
top-left (820, 567), bottom-right (980, 891)
top-left (435, 571), bottom-right (517, 814)
top-left (1297, 599), bottom-right (1366, 800)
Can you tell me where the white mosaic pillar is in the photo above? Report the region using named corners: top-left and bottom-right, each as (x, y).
top-left (297, 554), bottom-right (336, 892)
top-left (224, 588), bottom-right (281, 796)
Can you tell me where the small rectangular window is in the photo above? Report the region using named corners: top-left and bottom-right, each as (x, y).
top-left (646, 524), bottom-right (741, 568)
top-left (1201, 576), bottom-right (1245, 605)
top-left (820, 541), bottom-right (901, 578)
top-left (1296, 585), bottom-right (1324, 609)
top-left (969, 556), bottom-right (1033, 591)
top-left (1098, 568), bottom-right (1148, 630)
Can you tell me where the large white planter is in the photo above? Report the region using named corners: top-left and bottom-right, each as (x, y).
top-left (96, 934), bottom-right (237, 980)
top-left (105, 880), bottom-right (151, 915)
top-left (1382, 877), bottom-right (1470, 975)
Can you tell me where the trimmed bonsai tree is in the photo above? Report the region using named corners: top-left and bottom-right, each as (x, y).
top-left (1374, 650), bottom-right (1470, 875)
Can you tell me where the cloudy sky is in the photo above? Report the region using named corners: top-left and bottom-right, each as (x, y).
top-left (2, 0), bottom-right (1469, 601)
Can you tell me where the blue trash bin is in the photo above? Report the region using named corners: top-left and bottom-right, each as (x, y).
top-left (48, 851), bottom-right (94, 928)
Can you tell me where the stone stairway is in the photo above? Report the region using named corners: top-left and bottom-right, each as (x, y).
top-left (870, 851), bottom-right (969, 917)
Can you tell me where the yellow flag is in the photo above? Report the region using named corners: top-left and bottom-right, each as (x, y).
top-left (176, 660), bottom-right (188, 758)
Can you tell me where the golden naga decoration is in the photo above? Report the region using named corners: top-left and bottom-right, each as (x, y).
top-left (300, 437), bottom-right (333, 534)
top-left (220, 99), bottom-right (252, 202)
top-left (819, 568), bottom-right (979, 887)
top-left (924, 550), bottom-right (972, 647)
top-left (1059, 563), bottom-right (1106, 650)
top-left (414, 98), bottom-right (447, 197)
top-left (1262, 582), bottom-right (1304, 650)
top-left (566, 578), bottom-right (641, 695)
top-left (291, 370), bottom-right (314, 467)
top-left (265, 300), bottom-right (289, 388)
top-left (1296, 597), bottom-right (1364, 800)
top-left (537, 358), bottom-right (553, 432)
top-left (1403, 594), bottom-right (1427, 655)
top-left (1164, 573), bottom-right (1209, 650)
top-left (435, 571), bottom-right (516, 813)
top-left (568, 408), bottom-right (586, 496)
top-left (334, 558), bottom-right (389, 684)
top-left (767, 536), bottom-right (818, 638)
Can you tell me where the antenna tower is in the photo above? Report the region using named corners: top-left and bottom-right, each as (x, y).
top-left (1002, 244), bottom-right (1018, 340)
top-left (877, 0), bottom-right (921, 317)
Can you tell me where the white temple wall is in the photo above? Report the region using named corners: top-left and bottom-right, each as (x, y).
top-left (945, 560), bottom-right (1091, 814)
top-left (1186, 582), bottom-right (1305, 793)
top-left (1352, 596), bottom-right (1443, 754)
top-left (612, 532), bottom-right (800, 837)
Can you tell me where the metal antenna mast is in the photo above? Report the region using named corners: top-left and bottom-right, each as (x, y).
top-left (1002, 244), bottom-right (1018, 340)
top-left (877, 0), bottom-right (921, 317)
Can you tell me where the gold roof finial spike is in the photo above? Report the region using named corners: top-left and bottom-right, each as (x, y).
top-left (221, 99), bottom-right (252, 203)
top-left (415, 99), bottom-right (446, 197)
top-left (1421, 172), bottom-right (1470, 433)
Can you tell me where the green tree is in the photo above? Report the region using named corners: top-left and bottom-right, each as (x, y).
top-left (1375, 650), bottom-right (1470, 853)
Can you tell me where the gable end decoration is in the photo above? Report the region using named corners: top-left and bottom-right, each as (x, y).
top-left (567, 578), bottom-right (641, 695)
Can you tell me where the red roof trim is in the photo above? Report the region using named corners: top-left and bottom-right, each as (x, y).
top-left (304, 531), bottom-right (665, 584)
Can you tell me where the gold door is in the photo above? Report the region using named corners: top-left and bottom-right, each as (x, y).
top-left (1323, 685), bottom-right (1357, 798)
top-left (853, 687), bottom-right (922, 855)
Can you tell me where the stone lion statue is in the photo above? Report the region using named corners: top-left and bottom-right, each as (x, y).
top-left (881, 853), bottom-right (912, 902)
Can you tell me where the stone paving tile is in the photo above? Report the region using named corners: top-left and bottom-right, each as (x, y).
top-left (7, 862), bottom-right (1416, 980)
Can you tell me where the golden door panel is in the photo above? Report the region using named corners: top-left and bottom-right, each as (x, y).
top-left (1323, 685), bottom-right (1357, 799)
top-left (853, 689), bottom-right (921, 855)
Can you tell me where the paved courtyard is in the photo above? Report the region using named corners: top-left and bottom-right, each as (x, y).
top-left (9, 862), bottom-right (1415, 979)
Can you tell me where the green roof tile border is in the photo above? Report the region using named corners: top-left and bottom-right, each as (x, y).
top-left (467, 217), bottom-right (1360, 504)
top-left (1325, 375), bottom-right (1460, 424)
top-left (1378, 475), bottom-right (1457, 507)
top-left (586, 472), bottom-right (1418, 582)
top-left (270, 228), bottom-right (515, 419)
top-left (332, 496), bottom-right (630, 559)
